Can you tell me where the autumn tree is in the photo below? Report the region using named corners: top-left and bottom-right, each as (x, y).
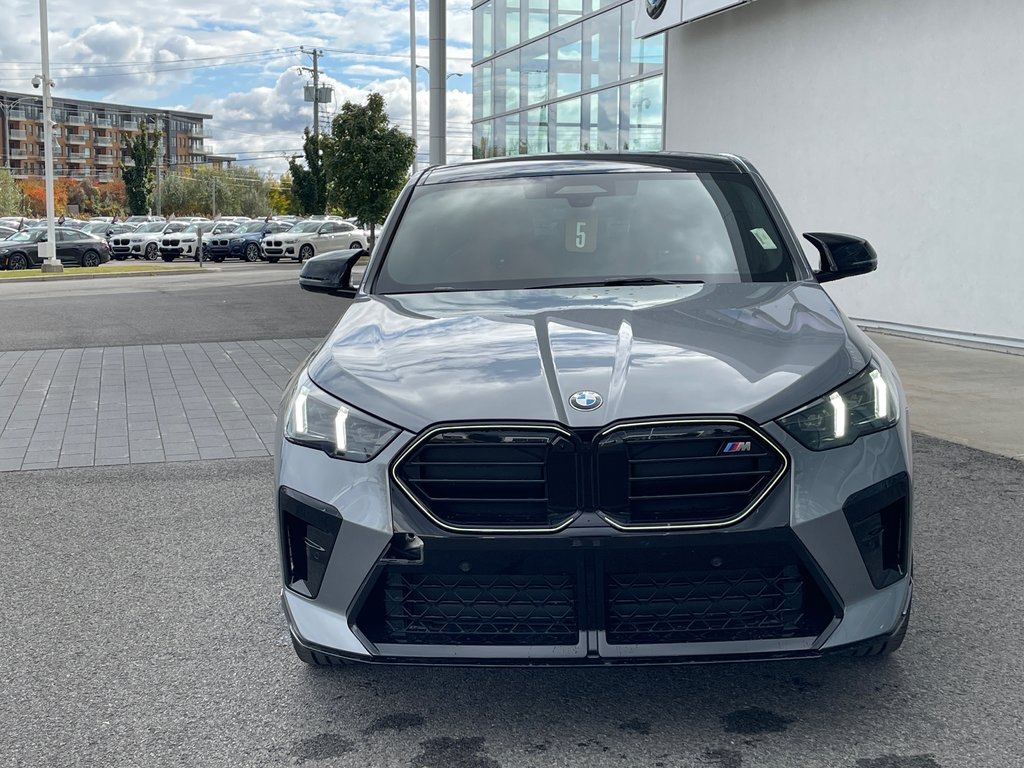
top-left (0, 168), bottom-right (29, 215)
top-left (287, 129), bottom-right (327, 216)
top-left (121, 121), bottom-right (162, 215)
top-left (326, 93), bottom-right (415, 242)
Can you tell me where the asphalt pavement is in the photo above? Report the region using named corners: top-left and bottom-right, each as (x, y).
top-left (0, 262), bottom-right (349, 350)
top-left (2, 436), bottom-right (1022, 768)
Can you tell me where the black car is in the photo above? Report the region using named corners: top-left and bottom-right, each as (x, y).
top-left (0, 227), bottom-right (112, 269)
top-left (207, 219), bottom-right (293, 262)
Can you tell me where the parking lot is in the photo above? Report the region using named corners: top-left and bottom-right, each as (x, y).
top-left (2, 264), bottom-right (1023, 768)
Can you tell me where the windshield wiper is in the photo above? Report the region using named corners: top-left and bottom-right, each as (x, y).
top-left (543, 277), bottom-right (705, 289)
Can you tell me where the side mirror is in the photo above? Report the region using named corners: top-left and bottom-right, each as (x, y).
top-left (298, 248), bottom-right (368, 298)
top-left (803, 232), bottom-right (877, 283)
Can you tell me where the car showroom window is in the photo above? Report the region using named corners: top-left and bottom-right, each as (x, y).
top-left (374, 172), bottom-right (798, 293)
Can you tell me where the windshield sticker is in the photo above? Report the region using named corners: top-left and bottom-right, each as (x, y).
top-left (751, 228), bottom-right (778, 250)
top-left (566, 217), bottom-right (597, 253)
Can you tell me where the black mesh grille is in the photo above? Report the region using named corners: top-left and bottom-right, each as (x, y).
top-left (394, 427), bottom-right (578, 530)
top-left (355, 536), bottom-right (835, 650)
top-left (378, 572), bottom-right (578, 645)
top-left (596, 422), bottom-right (785, 527)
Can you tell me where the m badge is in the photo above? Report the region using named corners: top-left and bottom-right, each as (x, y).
top-left (720, 441), bottom-right (751, 454)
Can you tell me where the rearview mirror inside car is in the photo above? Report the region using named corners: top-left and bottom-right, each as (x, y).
top-left (298, 249), bottom-right (368, 298)
top-left (803, 232), bottom-right (877, 283)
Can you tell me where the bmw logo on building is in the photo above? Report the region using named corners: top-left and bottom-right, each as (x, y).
top-left (646, 0), bottom-right (667, 20)
top-left (569, 390), bottom-right (604, 411)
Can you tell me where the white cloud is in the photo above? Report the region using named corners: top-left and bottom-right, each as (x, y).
top-left (0, 0), bottom-right (476, 173)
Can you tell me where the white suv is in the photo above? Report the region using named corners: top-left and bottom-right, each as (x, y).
top-left (261, 220), bottom-right (369, 263)
top-left (109, 220), bottom-right (188, 260)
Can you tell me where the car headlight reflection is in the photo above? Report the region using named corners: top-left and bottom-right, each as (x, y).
top-left (285, 372), bottom-right (398, 461)
top-left (777, 364), bottom-right (898, 450)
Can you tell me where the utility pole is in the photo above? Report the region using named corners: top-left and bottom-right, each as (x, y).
top-left (299, 47), bottom-right (326, 137)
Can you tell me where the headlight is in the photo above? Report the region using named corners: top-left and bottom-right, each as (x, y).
top-left (776, 363), bottom-right (898, 450)
top-left (230, 238), bottom-right (242, 244)
top-left (285, 373), bottom-right (399, 462)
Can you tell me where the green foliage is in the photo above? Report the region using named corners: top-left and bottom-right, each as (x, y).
top-left (0, 168), bottom-right (29, 215)
top-left (64, 179), bottom-right (126, 217)
top-left (326, 93), bottom-right (415, 236)
top-left (159, 167), bottom-right (273, 217)
top-left (288, 129), bottom-right (327, 215)
top-left (267, 174), bottom-right (292, 215)
top-left (120, 122), bottom-right (162, 215)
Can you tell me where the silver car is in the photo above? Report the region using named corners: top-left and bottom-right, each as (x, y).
top-left (277, 153), bottom-right (913, 666)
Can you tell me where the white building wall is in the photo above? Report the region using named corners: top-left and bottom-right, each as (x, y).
top-left (664, 0), bottom-right (1024, 342)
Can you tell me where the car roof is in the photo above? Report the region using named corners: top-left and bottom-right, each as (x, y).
top-left (420, 152), bottom-right (748, 185)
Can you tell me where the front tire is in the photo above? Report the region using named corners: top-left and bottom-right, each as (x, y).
top-left (244, 243), bottom-right (261, 262)
top-left (81, 250), bottom-right (101, 268)
top-left (144, 242), bottom-right (158, 261)
top-left (7, 253), bottom-right (29, 270)
top-left (299, 244), bottom-right (314, 262)
top-left (348, 241), bottom-right (362, 250)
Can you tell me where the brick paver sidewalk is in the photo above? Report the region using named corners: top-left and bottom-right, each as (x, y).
top-left (0, 338), bottom-right (319, 471)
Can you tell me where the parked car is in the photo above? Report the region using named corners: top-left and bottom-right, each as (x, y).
top-left (124, 215), bottom-right (164, 225)
top-left (208, 219), bottom-right (292, 262)
top-left (110, 220), bottom-right (187, 260)
top-left (0, 225), bottom-right (16, 239)
top-left (262, 219), bottom-right (369, 263)
top-left (157, 220), bottom-right (237, 262)
top-left (0, 226), bottom-right (111, 269)
top-left (280, 152), bottom-right (912, 667)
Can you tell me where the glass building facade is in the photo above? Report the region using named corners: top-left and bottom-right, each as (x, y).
top-left (471, 0), bottom-right (664, 158)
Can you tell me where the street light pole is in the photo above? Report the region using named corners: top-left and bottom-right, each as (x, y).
top-left (37, 0), bottom-right (61, 272)
top-left (409, 0), bottom-right (417, 171)
top-left (428, 0), bottom-right (446, 166)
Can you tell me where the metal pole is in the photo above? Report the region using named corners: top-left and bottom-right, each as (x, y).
top-left (428, 0), bottom-right (446, 166)
top-left (312, 49), bottom-right (320, 138)
top-left (409, 0), bottom-right (418, 172)
top-left (38, 0), bottom-right (61, 272)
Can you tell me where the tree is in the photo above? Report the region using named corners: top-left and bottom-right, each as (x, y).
top-left (17, 177), bottom-right (68, 217)
top-left (0, 168), bottom-right (29, 216)
top-left (121, 122), bottom-right (161, 215)
top-left (158, 167), bottom-right (272, 217)
top-left (326, 93), bottom-right (416, 242)
top-left (267, 174), bottom-right (292, 215)
top-left (288, 129), bottom-right (327, 216)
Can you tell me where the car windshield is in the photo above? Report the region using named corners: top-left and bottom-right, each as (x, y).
top-left (183, 223), bottom-right (205, 234)
top-left (7, 230), bottom-right (44, 243)
top-left (137, 222), bottom-right (165, 233)
top-left (288, 221), bottom-right (322, 233)
top-left (375, 172), bottom-right (801, 293)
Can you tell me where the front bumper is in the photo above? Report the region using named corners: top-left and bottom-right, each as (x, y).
top-left (276, 411), bottom-right (914, 664)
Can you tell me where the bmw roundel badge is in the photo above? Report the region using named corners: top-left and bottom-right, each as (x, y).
top-left (569, 390), bottom-right (604, 412)
top-left (646, 0), bottom-right (667, 20)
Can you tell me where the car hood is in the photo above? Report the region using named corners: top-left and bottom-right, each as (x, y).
top-left (307, 282), bottom-right (872, 432)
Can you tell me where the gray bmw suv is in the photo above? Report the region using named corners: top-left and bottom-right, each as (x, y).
top-left (277, 153), bottom-right (913, 665)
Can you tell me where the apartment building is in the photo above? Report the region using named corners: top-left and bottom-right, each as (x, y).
top-left (0, 90), bottom-right (215, 183)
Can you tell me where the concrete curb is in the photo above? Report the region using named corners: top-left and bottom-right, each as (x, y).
top-left (0, 267), bottom-right (222, 283)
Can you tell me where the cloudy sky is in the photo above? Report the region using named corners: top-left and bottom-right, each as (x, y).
top-left (0, 0), bottom-right (474, 175)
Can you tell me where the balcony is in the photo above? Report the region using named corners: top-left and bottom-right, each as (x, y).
top-left (9, 129), bottom-right (27, 140)
top-left (10, 149), bottom-right (28, 158)
top-left (96, 117), bottom-right (112, 127)
top-left (67, 151), bottom-right (90, 161)
top-left (9, 110), bottom-right (28, 120)
top-left (187, 127), bottom-right (210, 138)
top-left (95, 154), bottom-right (114, 165)
top-left (94, 136), bottom-right (113, 146)
top-left (65, 133), bottom-right (89, 144)
top-left (66, 115), bottom-right (93, 126)
top-left (98, 172), bottom-right (114, 182)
